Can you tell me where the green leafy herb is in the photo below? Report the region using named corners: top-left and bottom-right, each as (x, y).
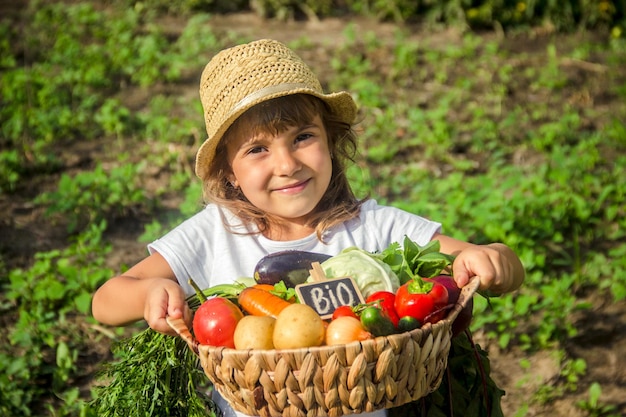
top-left (379, 236), bottom-right (455, 284)
top-left (270, 280), bottom-right (298, 301)
top-left (90, 327), bottom-right (219, 417)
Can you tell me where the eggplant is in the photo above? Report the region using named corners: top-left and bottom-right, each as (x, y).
top-left (254, 250), bottom-right (332, 288)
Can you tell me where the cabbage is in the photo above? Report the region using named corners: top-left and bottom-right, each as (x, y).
top-left (317, 247), bottom-right (400, 298)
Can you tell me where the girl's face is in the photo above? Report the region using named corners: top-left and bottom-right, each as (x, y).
top-left (226, 115), bottom-right (332, 228)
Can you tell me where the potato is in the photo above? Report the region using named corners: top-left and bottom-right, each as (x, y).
top-left (233, 315), bottom-right (276, 350)
top-left (273, 304), bottom-right (325, 349)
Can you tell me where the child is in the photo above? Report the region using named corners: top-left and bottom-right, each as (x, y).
top-left (92, 39), bottom-right (525, 417)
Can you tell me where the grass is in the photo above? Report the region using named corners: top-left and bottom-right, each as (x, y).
top-left (1, 1), bottom-right (625, 416)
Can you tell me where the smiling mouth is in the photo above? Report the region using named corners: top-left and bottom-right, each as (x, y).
top-left (273, 179), bottom-right (310, 192)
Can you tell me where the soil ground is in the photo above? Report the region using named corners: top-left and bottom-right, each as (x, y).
top-left (2, 10), bottom-right (625, 417)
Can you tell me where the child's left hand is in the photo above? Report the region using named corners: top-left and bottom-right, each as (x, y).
top-left (451, 243), bottom-right (524, 294)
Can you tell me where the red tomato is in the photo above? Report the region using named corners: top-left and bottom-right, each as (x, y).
top-left (192, 297), bottom-right (244, 348)
top-left (331, 305), bottom-right (358, 321)
top-left (366, 291), bottom-right (400, 326)
top-left (394, 278), bottom-right (449, 324)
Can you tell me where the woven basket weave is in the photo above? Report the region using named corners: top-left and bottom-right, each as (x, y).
top-left (168, 278), bottom-right (478, 417)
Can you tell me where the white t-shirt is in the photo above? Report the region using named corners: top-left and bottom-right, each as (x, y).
top-left (148, 199), bottom-right (442, 417)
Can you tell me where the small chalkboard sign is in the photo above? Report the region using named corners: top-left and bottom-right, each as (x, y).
top-left (295, 262), bottom-right (365, 319)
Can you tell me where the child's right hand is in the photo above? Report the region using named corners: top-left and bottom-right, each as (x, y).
top-left (92, 252), bottom-right (193, 334)
top-left (144, 278), bottom-right (192, 336)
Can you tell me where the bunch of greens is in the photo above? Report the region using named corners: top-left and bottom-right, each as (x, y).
top-left (90, 327), bottom-right (219, 417)
top-left (89, 292), bottom-right (219, 417)
top-left (379, 236), bottom-right (456, 283)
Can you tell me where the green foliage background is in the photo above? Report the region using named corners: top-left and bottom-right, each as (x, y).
top-left (1, 0), bottom-right (625, 416)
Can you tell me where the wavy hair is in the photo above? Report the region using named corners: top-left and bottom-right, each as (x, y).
top-left (202, 94), bottom-right (366, 241)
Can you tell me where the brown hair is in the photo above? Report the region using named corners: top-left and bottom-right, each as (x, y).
top-left (202, 94), bottom-right (366, 241)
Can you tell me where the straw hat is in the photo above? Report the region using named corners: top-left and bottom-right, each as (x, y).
top-left (195, 39), bottom-right (358, 179)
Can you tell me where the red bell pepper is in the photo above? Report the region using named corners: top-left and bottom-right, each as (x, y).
top-left (394, 278), bottom-right (448, 324)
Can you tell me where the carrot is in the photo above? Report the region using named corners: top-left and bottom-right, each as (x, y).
top-left (237, 287), bottom-right (292, 318)
top-left (253, 283), bottom-right (297, 303)
top-left (253, 284), bottom-right (275, 292)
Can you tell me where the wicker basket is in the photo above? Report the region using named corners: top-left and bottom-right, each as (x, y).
top-left (167, 278), bottom-right (478, 417)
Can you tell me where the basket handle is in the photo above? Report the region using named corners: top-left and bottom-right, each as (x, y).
top-left (446, 276), bottom-right (480, 323)
top-left (166, 316), bottom-right (199, 355)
